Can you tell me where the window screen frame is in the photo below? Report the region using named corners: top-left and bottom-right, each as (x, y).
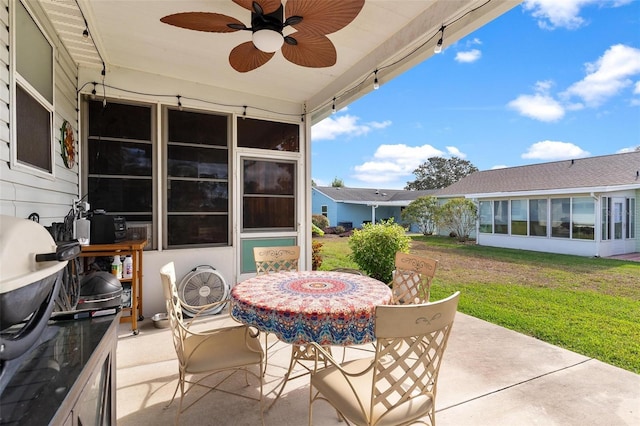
top-left (11, 0), bottom-right (55, 178)
top-left (241, 157), bottom-right (297, 232)
top-left (163, 107), bottom-right (231, 249)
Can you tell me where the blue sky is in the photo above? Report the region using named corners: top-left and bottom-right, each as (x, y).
top-left (311, 0), bottom-right (640, 189)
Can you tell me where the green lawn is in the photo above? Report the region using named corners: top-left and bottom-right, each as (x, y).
top-left (315, 235), bottom-right (640, 373)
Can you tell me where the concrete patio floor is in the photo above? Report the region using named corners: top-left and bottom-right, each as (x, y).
top-left (115, 311), bottom-right (639, 425)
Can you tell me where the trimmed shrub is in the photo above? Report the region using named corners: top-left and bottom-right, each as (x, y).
top-left (348, 219), bottom-right (410, 283)
top-left (312, 214), bottom-right (329, 230)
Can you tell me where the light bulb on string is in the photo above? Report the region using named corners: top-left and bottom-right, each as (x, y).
top-left (332, 97), bottom-right (336, 114)
top-left (177, 95), bottom-right (183, 111)
top-left (90, 83), bottom-right (96, 100)
top-left (373, 70), bottom-right (380, 90)
top-left (434, 25), bottom-right (445, 54)
top-left (242, 105), bottom-right (247, 119)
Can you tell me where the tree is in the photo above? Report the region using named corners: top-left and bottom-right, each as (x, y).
top-left (401, 196), bottom-right (438, 235)
top-left (405, 156), bottom-right (478, 190)
top-left (436, 198), bottom-right (477, 242)
top-left (331, 177), bottom-right (345, 187)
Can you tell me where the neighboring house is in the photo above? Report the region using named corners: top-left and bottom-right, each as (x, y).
top-left (312, 186), bottom-right (436, 232)
top-left (435, 152), bottom-right (640, 257)
top-left (0, 0), bottom-right (519, 317)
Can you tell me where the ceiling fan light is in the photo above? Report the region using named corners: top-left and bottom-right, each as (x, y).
top-left (252, 29), bottom-right (284, 53)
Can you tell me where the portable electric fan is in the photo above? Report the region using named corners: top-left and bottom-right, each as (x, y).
top-left (177, 265), bottom-right (229, 316)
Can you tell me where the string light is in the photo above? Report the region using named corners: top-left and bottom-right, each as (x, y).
top-left (434, 25), bottom-right (445, 54)
top-left (82, 28), bottom-right (89, 38)
top-left (177, 95), bottom-right (183, 111)
top-left (242, 105), bottom-right (247, 118)
top-left (74, 0), bottom-right (489, 123)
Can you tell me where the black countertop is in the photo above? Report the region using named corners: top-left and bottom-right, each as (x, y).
top-left (0, 314), bottom-right (118, 425)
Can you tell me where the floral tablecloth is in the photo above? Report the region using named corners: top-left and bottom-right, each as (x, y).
top-left (230, 271), bottom-right (392, 346)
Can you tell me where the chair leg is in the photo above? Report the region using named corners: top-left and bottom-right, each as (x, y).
top-left (263, 332), bottom-right (269, 377)
top-left (309, 382), bottom-right (314, 426)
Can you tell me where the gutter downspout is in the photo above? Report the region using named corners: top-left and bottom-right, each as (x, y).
top-left (371, 205), bottom-right (378, 224)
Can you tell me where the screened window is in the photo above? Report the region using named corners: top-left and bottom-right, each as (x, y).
top-left (551, 198), bottom-right (570, 238)
top-left (572, 197), bottom-right (595, 240)
top-left (15, 1), bottom-right (54, 173)
top-left (86, 100), bottom-right (154, 244)
top-left (166, 109), bottom-right (229, 247)
top-left (321, 205), bottom-right (328, 217)
top-left (529, 199), bottom-right (547, 237)
top-left (242, 159), bottom-right (295, 230)
top-left (602, 197), bottom-right (611, 240)
top-left (627, 198), bottom-right (636, 239)
top-left (478, 201), bottom-right (492, 233)
top-left (511, 199), bottom-right (528, 235)
top-left (237, 117), bottom-right (299, 151)
top-left (494, 200), bottom-right (509, 234)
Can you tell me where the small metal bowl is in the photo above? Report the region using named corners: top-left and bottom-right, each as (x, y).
top-left (152, 312), bottom-right (169, 329)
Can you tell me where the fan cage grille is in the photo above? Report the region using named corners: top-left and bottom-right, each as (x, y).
top-left (177, 266), bottom-right (229, 316)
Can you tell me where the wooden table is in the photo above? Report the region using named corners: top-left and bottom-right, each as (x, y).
top-left (80, 240), bottom-right (146, 334)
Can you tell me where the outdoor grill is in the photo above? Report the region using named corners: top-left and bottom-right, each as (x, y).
top-left (0, 215), bottom-right (80, 392)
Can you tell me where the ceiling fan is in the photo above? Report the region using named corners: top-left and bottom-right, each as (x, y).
top-left (160, 0), bottom-right (365, 73)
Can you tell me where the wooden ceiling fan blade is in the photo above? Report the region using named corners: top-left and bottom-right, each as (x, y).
top-left (160, 12), bottom-right (244, 33)
top-left (281, 33), bottom-right (336, 68)
top-left (285, 0), bottom-right (365, 35)
top-left (233, 0), bottom-right (282, 15)
top-left (229, 41), bottom-right (275, 72)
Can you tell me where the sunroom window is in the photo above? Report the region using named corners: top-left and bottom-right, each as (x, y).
top-left (85, 100), bottom-right (155, 247)
top-left (529, 199), bottom-right (547, 236)
top-left (165, 108), bottom-right (229, 247)
top-left (571, 197), bottom-right (595, 240)
top-left (478, 201), bottom-right (492, 233)
top-left (510, 199), bottom-right (528, 235)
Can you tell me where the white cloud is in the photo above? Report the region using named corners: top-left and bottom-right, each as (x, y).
top-left (522, 0), bottom-right (632, 30)
top-left (562, 44), bottom-right (640, 107)
top-left (311, 114), bottom-right (391, 141)
top-left (522, 140), bottom-right (590, 160)
top-left (455, 49), bottom-right (482, 63)
top-left (509, 44), bottom-right (640, 121)
top-left (617, 146), bottom-right (640, 153)
top-left (351, 143), bottom-right (447, 184)
top-left (445, 146), bottom-right (466, 158)
top-left (508, 92), bottom-right (565, 122)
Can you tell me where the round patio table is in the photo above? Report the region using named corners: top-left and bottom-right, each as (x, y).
top-left (230, 270), bottom-right (392, 346)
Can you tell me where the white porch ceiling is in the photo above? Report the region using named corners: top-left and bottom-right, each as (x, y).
top-left (39, 0), bottom-right (521, 122)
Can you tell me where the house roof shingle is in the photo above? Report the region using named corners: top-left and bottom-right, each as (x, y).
top-left (436, 151), bottom-right (640, 197)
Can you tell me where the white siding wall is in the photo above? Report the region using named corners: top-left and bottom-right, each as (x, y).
top-left (0, 0), bottom-right (79, 226)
